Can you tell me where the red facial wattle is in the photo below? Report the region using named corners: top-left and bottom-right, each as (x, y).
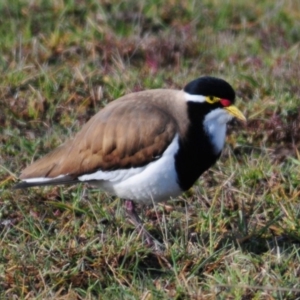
top-left (220, 99), bottom-right (231, 107)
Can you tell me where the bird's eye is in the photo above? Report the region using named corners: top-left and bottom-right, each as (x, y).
top-left (207, 96), bottom-right (217, 103)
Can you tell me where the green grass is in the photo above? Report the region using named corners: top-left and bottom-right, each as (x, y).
top-left (1, 0), bottom-right (300, 298)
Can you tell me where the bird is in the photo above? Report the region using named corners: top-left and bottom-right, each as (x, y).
top-left (15, 76), bottom-right (246, 249)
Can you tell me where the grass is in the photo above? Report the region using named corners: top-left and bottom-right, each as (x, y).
top-left (0, 0), bottom-right (300, 298)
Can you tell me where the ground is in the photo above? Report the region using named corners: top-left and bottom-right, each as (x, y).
top-left (0, 0), bottom-right (300, 299)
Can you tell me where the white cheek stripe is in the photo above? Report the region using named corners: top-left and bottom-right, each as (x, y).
top-left (184, 92), bottom-right (206, 103)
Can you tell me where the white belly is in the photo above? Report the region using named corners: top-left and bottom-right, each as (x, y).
top-left (78, 135), bottom-right (183, 204)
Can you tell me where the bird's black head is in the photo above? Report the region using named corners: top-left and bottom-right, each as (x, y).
top-left (183, 76), bottom-right (245, 123)
top-left (184, 76), bottom-right (236, 104)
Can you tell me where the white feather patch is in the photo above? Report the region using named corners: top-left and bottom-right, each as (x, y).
top-left (203, 108), bottom-right (233, 154)
top-left (23, 174), bottom-right (67, 183)
top-left (184, 92), bottom-right (206, 103)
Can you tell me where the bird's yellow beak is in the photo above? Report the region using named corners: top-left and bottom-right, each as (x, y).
top-left (224, 105), bottom-right (246, 122)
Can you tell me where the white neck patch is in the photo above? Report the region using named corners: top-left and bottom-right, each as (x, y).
top-left (203, 108), bottom-right (233, 154)
top-left (184, 92), bottom-right (206, 103)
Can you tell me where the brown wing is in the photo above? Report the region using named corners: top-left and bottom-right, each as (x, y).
top-left (19, 95), bottom-right (177, 181)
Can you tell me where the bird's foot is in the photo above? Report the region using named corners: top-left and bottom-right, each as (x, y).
top-left (124, 200), bottom-right (165, 253)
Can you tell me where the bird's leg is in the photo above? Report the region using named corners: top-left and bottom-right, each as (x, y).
top-left (124, 200), bottom-right (154, 245)
top-left (124, 200), bottom-right (163, 251)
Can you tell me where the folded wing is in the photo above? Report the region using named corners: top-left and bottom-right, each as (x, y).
top-left (16, 96), bottom-right (177, 188)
